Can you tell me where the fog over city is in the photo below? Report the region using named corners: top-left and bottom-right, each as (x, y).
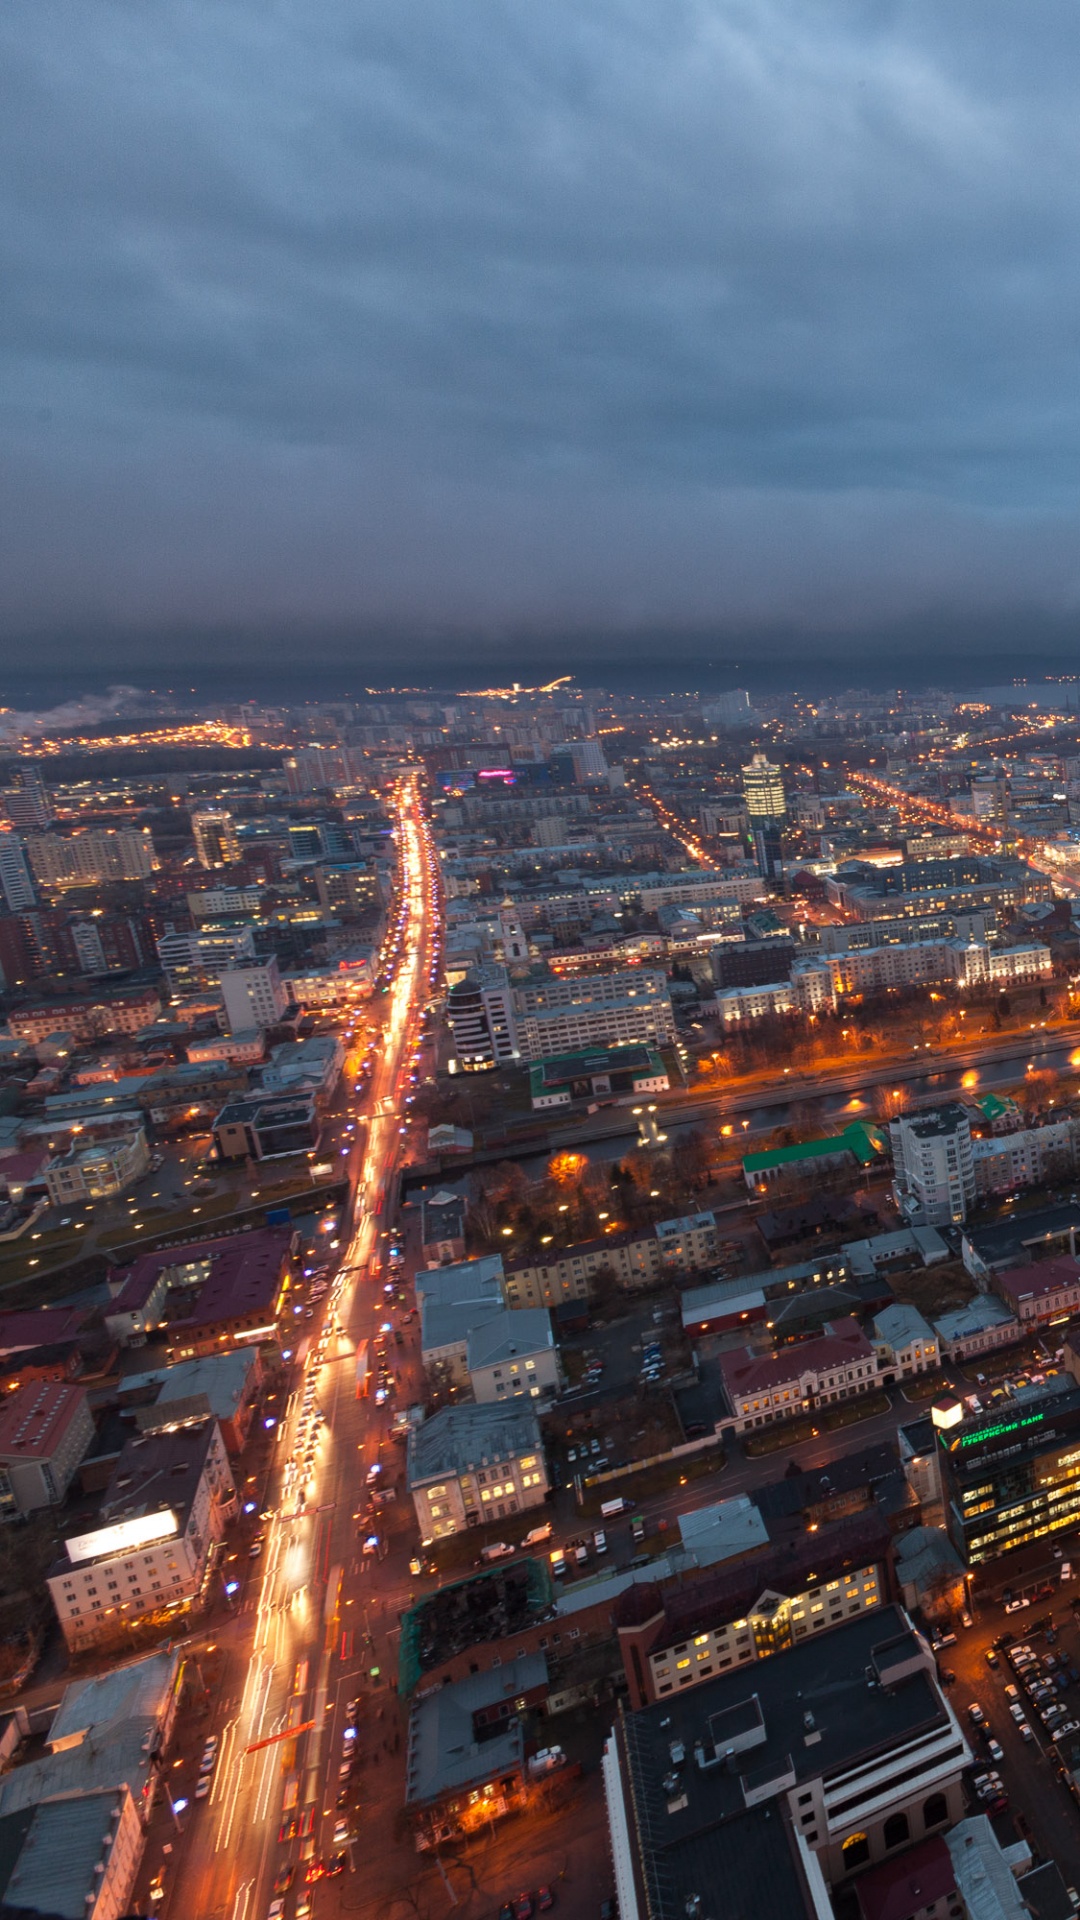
top-left (4, 0), bottom-right (1080, 673)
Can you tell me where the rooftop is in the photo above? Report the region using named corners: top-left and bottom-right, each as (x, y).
top-left (717, 1317), bottom-right (874, 1399)
top-left (0, 1305), bottom-right (87, 1357)
top-left (963, 1202), bottom-right (1080, 1270)
top-left (0, 1788), bottom-right (131, 1919)
top-left (398, 1559), bottom-right (554, 1696)
top-left (743, 1121), bottom-right (885, 1174)
top-left (408, 1401), bottom-right (543, 1485)
top-left (405, 1653), bottom-right (546, 1805)
top-left (855, 1835), bottom-right (955, 1920)
top-left (616, 1606), bottom-right (954, 1920)
top-left (994, 1255), bottom-right (1080, 1306)
top-left (0, 1380), bottom-right (88, 1461)
top-left (109, 1225), bottom-right (292, 1331)
top-left (466, 1308), bottom-right (553, 1372)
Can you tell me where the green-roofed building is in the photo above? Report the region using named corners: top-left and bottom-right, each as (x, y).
top-left (529, 1043), bottom-right (668, 1111)
top-left (743, 1120), bottom-right (887, 1192)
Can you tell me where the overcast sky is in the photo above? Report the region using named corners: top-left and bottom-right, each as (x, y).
top-left (3, 0), bottom-right (1080, 673)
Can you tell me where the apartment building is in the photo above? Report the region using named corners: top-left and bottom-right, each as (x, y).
top-left (502, 1212), bottom-right (722, 1308)
top-left (890, 1105), bottom-right (975, 1226)
top-left (6, 985), bottom-right (163, 1043)
top-left (24, 829), bottom-right (157, 887)
top-left (514, 968), bottom-right (675, 1061)
top-left (718, 1318), bottom-right (880, 1433)
top-left (972, 1114), bottom-right (1074, 1195)
top-left (713, 980), bottom-right (795, 1025)
top-left (47, 1421), bottom-right (236, 1651)
top-left (407, 1401), bottom-right (549, 1542)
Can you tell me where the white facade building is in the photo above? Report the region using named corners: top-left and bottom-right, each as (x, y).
top-left (890, 1105), bottom-right (976, 1226)
top-left (220, 957), bottom-right (290, 1033)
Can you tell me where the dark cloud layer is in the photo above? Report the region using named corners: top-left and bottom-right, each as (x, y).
top-left (3, 0), bottom-right (1080, 664)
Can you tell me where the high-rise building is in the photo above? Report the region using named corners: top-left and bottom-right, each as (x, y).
top-left (741, 752), bottom-right (787, 824)
top-left (703, 688), bottom-right (755, 727)
top-left (24, 830), bottom-right (156, 887)
top-left (1, 766), bottom-right (51, 831)
top-left (191, 809), bottom-right (241, 869)
top-left (220, 958), bottom-right (290, 1033)
top-left (938, 1381), bottom-right (1080, 1576)
top-left (0, 835), bottom-right (36, 912)
top-left (570, 739), bottom-right (607, 784)
top-left (446, 964), bottom-right (519, 1070)
top-left (156, 925), bottom-right (257, 996)
top-left (890, 1105), bottom-right (975, 1226)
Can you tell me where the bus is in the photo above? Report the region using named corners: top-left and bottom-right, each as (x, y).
top-left (355, 1340), bottom-right (370, 1400)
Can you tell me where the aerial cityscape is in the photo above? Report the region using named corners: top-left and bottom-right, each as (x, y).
top-left (8, 4), bottom-right (1080, 1920)
top-left (0, 679), bottom-right (1074, 1920)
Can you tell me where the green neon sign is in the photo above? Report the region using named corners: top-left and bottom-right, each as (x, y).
top-left (953, 1412), bottom-right (1044, 1450)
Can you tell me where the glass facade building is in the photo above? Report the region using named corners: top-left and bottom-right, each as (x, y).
top-left (939, 1385), bottom-right (1080, 1567)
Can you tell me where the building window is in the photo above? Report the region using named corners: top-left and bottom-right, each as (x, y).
top-left (883, 1812), bottom-right (909, 1850)
top-left (923, 1793), bottom-right (948, 1831)
top-left (842, 1833), bottom-right (870, 1872)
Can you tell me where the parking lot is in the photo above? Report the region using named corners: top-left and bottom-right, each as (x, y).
top-left (933, 1593), bottom-right (1080, 1890)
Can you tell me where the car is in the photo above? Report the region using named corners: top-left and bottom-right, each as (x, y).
top-left (515, 1898), bottom-right (534, 1920)
top-left (499, 1907), bottom-right (515, 1920)
top-left (600, 1902), bottom-right (618, 1920)
top-left (325, 1853), bottom-right (347, 1877)
top-left (1010, 1702), bottom-right (1027, 1723)
top-left (195, 1776), bottom-right (211, 1798)
top-left (1019, 1721), bottom-right (1035, 1741)
top-left (985, 1649), bottom-right (1000, 1669)
top-left (278, 1815), bottom-right (299, 1844)
top-left (987, 1738), bottom-right (1004, 1761)
top-left (333, 1821), bottom-right (351, 1846)
top-left (1004, 1684), bottom-right (1018, 1700)
top-left (1066, 1890), bottom-right (1080, 1915)
top-left (538, 1893), bottom-right (554, 1913)
top-left (249, 1538), bottom-right (264, 1558)
top-left (268, 1903), bottom-right (286, 1920)
top-left (968, 1704), bottom-right (985, 1725)
top-left (1055, 1720), bottom-right (1080, 1739)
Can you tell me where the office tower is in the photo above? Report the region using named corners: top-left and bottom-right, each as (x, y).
top-left (446, 965), bottom-right (519, 1070)
top-left (938, 1382), bottom-right (1080, 1572)
top-left (192, 809), bottom-right (241, 869)
top-left (742, 752), bottom-right (787, 824)
top-left (0, 835), bottom-right (36, 912)
top-left (288, 824), bottom-right (323, 862)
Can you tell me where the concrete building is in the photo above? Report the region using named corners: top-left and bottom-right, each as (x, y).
top-left (931, 1295), bottom-right (1019, 1363)
top-left (103, 1225), bottom-right (294, 1356)
top-left (871, 1304), bottom-right (940, 1381)
top-left (0, 1786), bottom-right (146, 1920)
top-left (0, 1380), bottom-right (94, 1516)
top-left (991, 1254), bottom-right (1080, 1329)
top-left (515, 968), bottom-right (675, 1061)
top-left (191, 808), bottom-right (240, 869)
top-left (119, 1347), bottom-right (263, 1453)
top-left (0, 834), bottom-right (36, 912)
top-left (718, 1318), bottom-right (880, 1434)
top-left (602, 1606), bottom-right (969, 1918)
top-left (713, 980), bottom-right (795, 1025)
top-left (418, 1258), bottom-right (506, 1392)
top-left (407, 1401), bottom-right (549, 1543)
top-left (220, 956), bottom-right (290, 1033)
top-left (465, 1309), bottom-right (560, 1404)
top-left (42, 1128), bottom-right (150, 1206)
top-left (528, 1043), bottom-right (668, 1110)
top-left (446, 964), bottom-right (519, 1070)
top-left (212, 1091), bottom-right (319, 1161)
top-left (47, 1420), bottom-right (236, 1651)
top-left (972, 1114), bottom-right (1075, 1196)
top-left (6, 985), bottom-right (163, 1043)
top-left (890, 1105), bottom-right (975, 1226)
top-left (404, 1652), bottom-right (549, 1832)
top-left (156, 924), bottom-right (257, 996)
top-left (24, 828), bottom-right (157, 887)
top-left (616, 1507), bottom-right (890, 1709)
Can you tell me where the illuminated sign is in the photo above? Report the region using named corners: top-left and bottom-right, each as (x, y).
top-left (948, 1412), bottom-right (1045, 1452)
top-left (66, 1510), bottom-right (179, 1565)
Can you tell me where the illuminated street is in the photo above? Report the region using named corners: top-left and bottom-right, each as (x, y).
top-left (147, 770), bottom-right (439, 1920)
